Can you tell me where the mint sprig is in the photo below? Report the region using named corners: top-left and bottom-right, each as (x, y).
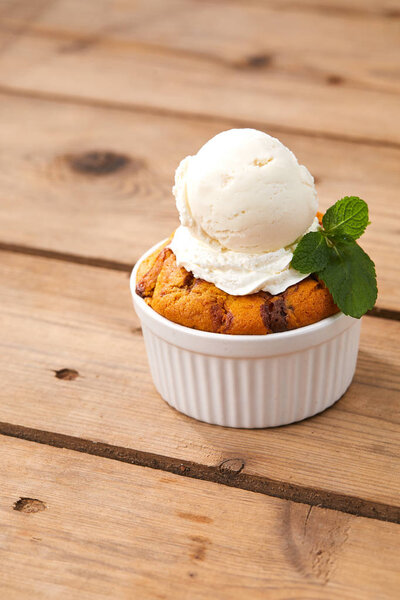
top-left (291, 196), bottom-right (377, 318)
top-left (322, 196), bottom-right (370, 239)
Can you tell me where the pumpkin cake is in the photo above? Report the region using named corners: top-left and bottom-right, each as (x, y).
top-left (135, 235), bottom-right (338, 335)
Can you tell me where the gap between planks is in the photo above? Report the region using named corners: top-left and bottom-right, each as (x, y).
top-left (214, 0), bottom-right (400, 19)
top-left (1, 84), bottom-right (400, 152)
top-left (0, 241), bottom-right (398, 322)
top-left (0, 422), bottom-right (399, 525)
top-left (0, 241), bottom-right (133, 272)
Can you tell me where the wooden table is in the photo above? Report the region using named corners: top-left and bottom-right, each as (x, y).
top-left (1, 1), bottom-right (399, 597)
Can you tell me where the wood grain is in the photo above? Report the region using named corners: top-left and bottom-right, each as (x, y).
top-left (1, 250), bottom-right (399, 508)
top-left (0, 2), bottom-right (398, 596)
top-left (0, 0), bottom-right (399, 145)
top-left (0, 0), bottom-right (53, 48)
top-left (5, 0), bottom-right (399, 94)
top-left (220, 0), bottom-right (400, 18)
top-left (2, 421), bottom-right (399, 523)
top-left (0, 93), bottom-right (398, 310)
top-left (1, 435), bottom-right (400, 599)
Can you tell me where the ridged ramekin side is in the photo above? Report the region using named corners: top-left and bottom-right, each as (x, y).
top-left (140, 319), bottom-right (361, 428)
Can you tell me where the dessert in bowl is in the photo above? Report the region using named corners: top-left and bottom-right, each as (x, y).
top-left (131, 129), bottom-right (376, 427)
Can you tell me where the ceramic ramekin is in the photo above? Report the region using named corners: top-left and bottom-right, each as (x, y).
top-left (130, 242), bottom-right (361, 428)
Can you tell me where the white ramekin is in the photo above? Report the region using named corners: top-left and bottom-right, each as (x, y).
top-left (130, 242), bottom-right (361, 428)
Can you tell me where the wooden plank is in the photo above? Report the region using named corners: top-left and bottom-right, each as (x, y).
top-left (0, 94), bottom-right (398, 310)
top-left (1, 435), bottom-right (400, 599)
top-left (0, 1), bottom-right (399, 145)
top-left (2, 0), bottom-right (400, 95)
top-left (1, 250), bottom-right (399, 508)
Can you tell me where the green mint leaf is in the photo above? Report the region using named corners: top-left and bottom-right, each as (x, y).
top-left (322, 196), bottom-right (369, 240)
top-left (291, 231), bottom-right (330, 273)
top-left (318, 239), bottom-right (377, 318)
top-left (290, 196), bottom-right (377, 318)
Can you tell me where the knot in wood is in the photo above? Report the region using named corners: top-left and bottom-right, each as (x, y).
top-left (326, 74), bottom-right (343, 86)
top-left (55, 368), bottom-right (79, 381)
top-left (218, 458), bottom-right (245, 474)
top-left (13, 498), bottom-right (46, 513)
top-left (241, 54), bottom-right (273, 69)
top-left (67, 150), bottom-right (132, 175)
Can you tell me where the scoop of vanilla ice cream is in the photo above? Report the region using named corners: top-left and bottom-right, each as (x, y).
top-left (174, 128), bottom-right (317, 253)
top-left (170, 128), bottom-right (320, 296)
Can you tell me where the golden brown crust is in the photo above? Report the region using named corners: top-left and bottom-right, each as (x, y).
top-left (135, 239), bottom-right (339, 335)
